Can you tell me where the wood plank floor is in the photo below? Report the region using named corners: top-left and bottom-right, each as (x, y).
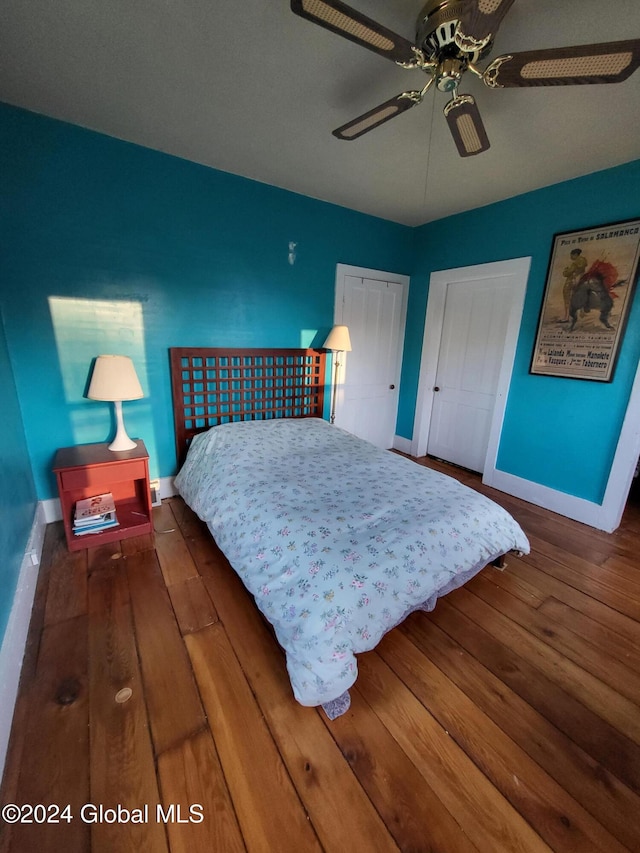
top-left (2, 457), bottom-right (640, 852)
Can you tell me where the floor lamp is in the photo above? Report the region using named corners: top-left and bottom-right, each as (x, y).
top-left (323, 324), bottom-right (352, 424)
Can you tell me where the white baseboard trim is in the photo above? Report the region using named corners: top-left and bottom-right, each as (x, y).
top-left (398, 439), bottom-right (609, 530)
top-left (484, 468), bottom-right (612, 532)
top-left (42, 496), bottom-right (61, 523)
top-left (0, 503), bottom-right (47, 778)
top-left (161, 476), bottom-right (178, 498)
top-left (393, 435), bottom-right (413, 455)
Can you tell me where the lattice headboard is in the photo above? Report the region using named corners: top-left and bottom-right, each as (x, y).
top-left (170, 347), bottom-right (327, 466)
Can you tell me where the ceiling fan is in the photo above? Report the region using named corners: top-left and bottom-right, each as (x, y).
top-left (290, 0), bottom-right (640, 156)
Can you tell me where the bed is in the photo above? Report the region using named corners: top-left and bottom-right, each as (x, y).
top-left (171, 347), bottom-right (530, 718)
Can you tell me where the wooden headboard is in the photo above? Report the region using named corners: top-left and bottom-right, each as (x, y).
top-left (170, 347), bottom-right (327, 466)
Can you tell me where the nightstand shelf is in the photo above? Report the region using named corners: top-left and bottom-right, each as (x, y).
top-left (53, 440), bottom-right (153, 551)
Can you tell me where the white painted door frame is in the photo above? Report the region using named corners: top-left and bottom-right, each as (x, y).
top-left (334, 263), bottom-right (409, 444)
top-left (411, 257), bottom-right (531, 482)
top-left (600, 360), bottom-right (640, 530)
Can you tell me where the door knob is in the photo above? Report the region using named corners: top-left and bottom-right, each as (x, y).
top-left (389, 384), bottom-right (395, 390)
top-left (434, 386), bottom-right (440, 392)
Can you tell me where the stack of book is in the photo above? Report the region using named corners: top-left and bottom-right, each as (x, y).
top-left (73, 492), bottom-right (119, 536)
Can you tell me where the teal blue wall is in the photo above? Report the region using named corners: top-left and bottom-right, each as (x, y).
top-left (0, 312), bottom-right (37, 642)
top-left (2, 98), bottom-right (639, 650)
top-left (401, 160), bottom-right (640, 504)
top-left (0, 103), bottom-right (414, 507)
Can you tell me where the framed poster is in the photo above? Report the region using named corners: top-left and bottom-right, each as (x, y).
top-left (530, 218), bottom-right (640, 381)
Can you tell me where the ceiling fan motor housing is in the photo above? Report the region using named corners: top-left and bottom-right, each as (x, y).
top-left (416, 0), bottom-right (491, 62)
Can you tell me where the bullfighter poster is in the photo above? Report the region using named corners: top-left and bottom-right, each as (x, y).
top-left (530, 218), bottom-right (640, 381)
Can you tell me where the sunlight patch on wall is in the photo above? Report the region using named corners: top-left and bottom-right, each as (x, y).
top-left (48, 296), bottom-right (151, 449)
top-left (49, 296), bottom-right (146, 398)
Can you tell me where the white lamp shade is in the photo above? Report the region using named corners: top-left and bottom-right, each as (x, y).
top-left (323, 325), bottom-right (352, 352)
top-left (88, 355), bottom-right (144, 401)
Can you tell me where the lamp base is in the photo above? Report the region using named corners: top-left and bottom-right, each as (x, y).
top-left (108, 435), bottom-right (137, 452)
top-left (329, 355), bottom-right (341, 425)
top-left (108, 400), bottom-right (137, 452)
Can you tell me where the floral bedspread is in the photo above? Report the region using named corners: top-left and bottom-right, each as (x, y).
top-left (175, 418), bottom-right (529, 710)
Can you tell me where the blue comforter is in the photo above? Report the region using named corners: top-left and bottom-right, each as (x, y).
top-left (175, 418), bottom-right (529, 712)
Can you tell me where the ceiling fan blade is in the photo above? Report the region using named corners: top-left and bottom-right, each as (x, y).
top-left (290, 0), bottom-right (417, 64)
top-left (456, 0), bottom-right (516, 52)
top-left (333, 92), bottom-right (422, 140)
top-left (483, 40), bottom-right (640, 87)
top-left (443, 95), bottom-right (490, 156)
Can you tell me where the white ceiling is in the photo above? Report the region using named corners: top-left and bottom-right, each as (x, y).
top-left (1, 0), bottom-right (639, 226)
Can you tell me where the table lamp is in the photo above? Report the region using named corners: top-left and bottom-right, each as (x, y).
top-left (87, 355), bottom-right (143, 451)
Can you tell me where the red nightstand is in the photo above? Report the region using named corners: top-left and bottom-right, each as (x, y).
top-left (53, 440), bottom-right (153, 551)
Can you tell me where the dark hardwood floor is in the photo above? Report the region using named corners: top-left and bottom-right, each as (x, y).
top-left (1, 457), bottom-right (639, 852)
